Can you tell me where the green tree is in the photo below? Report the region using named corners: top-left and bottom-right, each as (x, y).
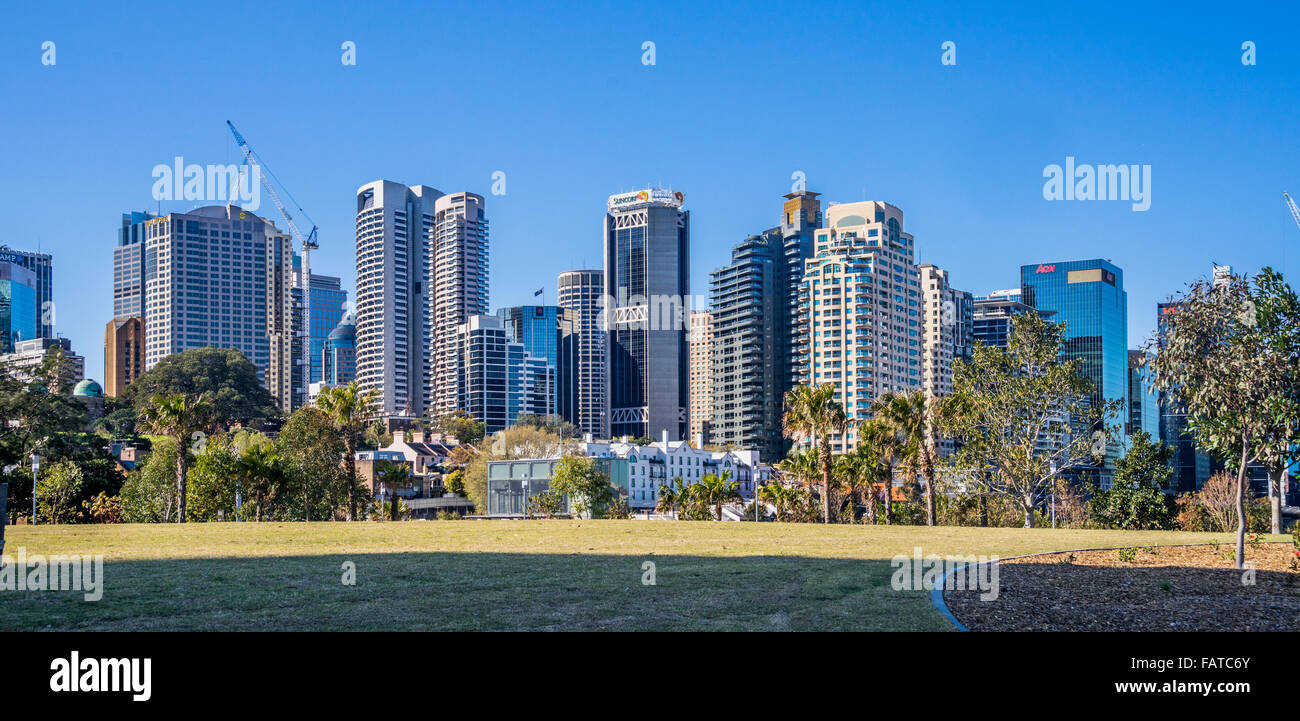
top-left (442, 468), bottom-right (466, 497)
top-left (655, 477), bottom-right (687, 518)
top-left (872, 391), bottom-right (947, 526)
top-left (1089, 431), bottom-right (1175, 530)
top-left (315, 382), bottom-right (378, 522)
top-left (36, 460), bottom-right (84, 524)
top-left (512, 413), bottom-right (581, 439)
top-left (1144, 269), bottom-right (1299, 567)
top-left (119, 437), bottom-right (178, 522)
top-left (464, 425), bottom-right (574, 512)
top-left (854, 419), bottom-right (903, 524)
top-left (276, 406), bottom-right (348, 521)
top-left (691, 471), bottom-right (741, 521)
top-left (549, 454), bottom-right (613, 518)
top-left (942, 313), bottom-right (1124, 528)
top-left (1248, 268), bottom-right (1300, 534)
top-left (138, 393), bottom-right (212, 523)
top-left (239, 442), bottom-right (286, 522)
top-left (782, 383), bottom-right (847, 524)
top-left (429, 410), bottom-right (487, 445)
top-left (122, 347), bottom-right (280, 428)
top-left (374, 461), bottom-right (411, 521)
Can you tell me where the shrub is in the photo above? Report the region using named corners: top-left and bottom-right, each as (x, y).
top-left (81, 492), bottom-right (123, 524)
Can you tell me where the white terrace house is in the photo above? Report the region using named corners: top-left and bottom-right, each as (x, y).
top-left (580, 431), bottom-right (768, 510)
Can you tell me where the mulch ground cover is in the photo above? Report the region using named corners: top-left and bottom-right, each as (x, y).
top-left (945, 542), bottom-right (1300, 631)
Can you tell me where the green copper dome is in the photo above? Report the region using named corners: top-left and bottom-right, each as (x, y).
top-left (73, 379), bottom-right (104, 397)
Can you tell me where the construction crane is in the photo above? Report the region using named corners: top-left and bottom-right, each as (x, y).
top-left (226, 120), bottom-right (318, 405)
top-left (1285, 192), bottom-right (1300, 232)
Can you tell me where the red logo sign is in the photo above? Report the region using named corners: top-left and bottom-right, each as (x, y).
top-left (1035, 264), bottom-right (1056, 273)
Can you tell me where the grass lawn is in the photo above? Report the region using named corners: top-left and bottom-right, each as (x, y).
top-left (0, 521), bottom-right (1283, 632)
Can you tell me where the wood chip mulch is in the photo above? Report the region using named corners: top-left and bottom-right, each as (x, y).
top-left (945, 543), bottom-right (1300, 632)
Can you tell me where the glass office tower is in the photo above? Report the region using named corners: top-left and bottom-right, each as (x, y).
top-left (1020, 259), bottom-right (1128, 481)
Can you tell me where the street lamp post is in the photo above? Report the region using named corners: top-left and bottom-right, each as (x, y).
top-left (1049, 460), bottom-right (1058, 529)
top-left (30, 453), bottom-right (39, 525)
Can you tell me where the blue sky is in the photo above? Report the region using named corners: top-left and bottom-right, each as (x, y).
top-left (2, 1), bottom-right (1298, 382)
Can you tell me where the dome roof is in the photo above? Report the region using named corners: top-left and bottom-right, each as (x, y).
top-left (327, 311), bottom-right (356, 341)
top-left (73, 379), bottom-right (104, 397)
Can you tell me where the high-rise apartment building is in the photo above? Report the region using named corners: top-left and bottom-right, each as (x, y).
top-left (354, 181), bottom-right (441, 416)
top-left (296, 260), bottom-right (347, 385)
top-left (114, 212), bottom-right (154, 319)
top-left (0, 246), bottom-right (53, 339)
top-left (781, 191), bottom-right (822, 394)
top-left (558, 269), bottom-right (607, 438)
top-left (802, 201), bottom-right (921, 453)
top-left (141, 205), bottom-right (297, 412)
top-left (917, 264), bottom-right (973, 399)
top-left (603, 189), bottom-right (690, 441)
top-left (430, 192), bottom-right (490, 418)
top-left (497, 305), bottom-right (577, 421)
top-left (104, 316), bottom-right (144, 397)
top-left (687, 310), bottom-right (713, 442)
top-left (2, 337), bottom-right (84, 384)
top-left (1020, 258), bottom-right (1129, 479)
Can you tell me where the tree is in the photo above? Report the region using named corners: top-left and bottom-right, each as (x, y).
top-left (138, 393), bottom-right (212, 523)
top-left (36, 460), bottom-right (84, 524)
top-left (1247, 268), bottom-right (1300, 534)
top-left (429, 410), bottom-right (486, 445)
top-left (1143, 269), bottom-right (1298, 567)
top-left (238, 442), bottom-right (286, 522)
top-left (782, 383), bottom-right (847, 524)
top-left (942, 312), bottom-right (1123, 528)
top-left (276, 407), bottom-right (347, 521)
top-left (464, 425), bottom-right (576, 512)
top-left (691, 471), bottom-right (741, 521)
top-left (549, 455), bottom-right (613, 518)
top-left (1088, 430), bottom-right (1175, 530)
top-left (873, 391), bottom-right (946, 526)
top-left (512, 413), bottom-right (581, 439)
top-left (120, 437), bottom-right (178, 523)
top-left (656, 478), bottom-right (687, 518)
top-left (854, 419), bottom-right (903, 524)
top-left (776, 447), bottom-right (818, 490)
top-left (315, 382), bottom-right (378, 522)
top-left (374, 461), bottom-right (411, 521)
top-left (442, 469), bottom-right (466, 497)
top-left (122, 347), bottom-right (280, 428)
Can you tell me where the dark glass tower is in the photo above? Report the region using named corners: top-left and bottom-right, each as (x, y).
top-left (1020, 259), bottom-right (1128, 480)
top-left (603, 189), bottom-right (689, 441)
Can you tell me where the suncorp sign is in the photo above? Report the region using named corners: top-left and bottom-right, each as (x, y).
top-left (607, 189), bottom-right (685, 212)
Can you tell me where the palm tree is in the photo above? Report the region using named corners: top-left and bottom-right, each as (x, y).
top-left (854, 419), bottom-right (901, 524)
top-left (873, 391), bottom-right (944, 526)
top-left (834, 452), bottom-right (870, 523)
top-left (694, 471), bottom-right (741, 521)
top-left (315, 382), bottom-right (378, 521)
top-left (239, 443), bottom-right (285, 522)
top-left (757, 482), bottom-right (785, 521)
top-left (782, 383), bottom-right (847, 524)
top-left (139, 393), bottom-right (212, 523)
top-left (655, 477), bottom-right (687, 518)
top-left (375, 460), bottom-right (411, 521)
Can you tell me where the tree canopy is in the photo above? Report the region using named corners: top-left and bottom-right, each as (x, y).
top-left (121, 347), bottom-right (281, 428)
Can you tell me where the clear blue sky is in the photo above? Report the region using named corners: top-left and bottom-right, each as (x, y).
top-left (2, 1), bottom-right (1297, 383)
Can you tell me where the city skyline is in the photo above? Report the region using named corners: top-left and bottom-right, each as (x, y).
top-left (3, 2), bottom-right (1298, 383)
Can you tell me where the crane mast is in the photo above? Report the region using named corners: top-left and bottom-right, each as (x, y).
top-left (226, 120), bottom-right (318, 408)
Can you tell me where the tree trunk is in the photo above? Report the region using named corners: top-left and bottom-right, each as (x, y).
top-left (1022, 492), bottom-right (1035, 528)
top-left (978, 492), bottom-right (988, 528)
top-left (345, 433), bottom-right (358, 522)
top-left (1268, 467), bottom-right (1282, 535)
top-left (820, 439), bottom-right (832, 524)
top-left (1235, 440), bottom-right (1249, 570)
top-left (391, 495), bottom-right (399, 521)
top-left (883, 465), bottom-right (893, 525)
top-left (175, 437), bottom-right (189, 523)
top-left (924, 453), bottom-right (937, 527)
top-left (256, 494), bottom-right (263, 522)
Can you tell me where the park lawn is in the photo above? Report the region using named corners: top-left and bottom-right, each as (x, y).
top-left (0, 522), bottom-right (1281, 632)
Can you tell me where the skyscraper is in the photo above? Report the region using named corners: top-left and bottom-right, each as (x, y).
top-left (497, 305), bottom-right (577, 421)
top-left (687, 310), bottom-right (713, 442)
top-left (802, 201), bottom-right (921, 453)
top-left (603, 188), bottom-right (690, 441)
top-left (1020, 258), bottom-right (1129, 479)
top-left (781, 191), bottom-right (822, 394)
top-left (141, 205), bottom-right (297, 412)
top-left (114, 212), bottom-right (154, 319)
top-left (297, 260), bottom-right (347, 385)
top-left (972, 289), bottom-right (1041, 348)
top-left (0, 260), bottom-right (37, 353)
top-left (1127, 350), bottom-right (1160, 440)
top-left (104, 316), bottom-right (144, 397)
top-left (354, 181), bottom-right (441, 416)
top-left (918, 264), bottom-right (973, 399)
top-left (430, 192), bottom-right (489, 418)
top-left (456, 314), bottom-right (525, 433)
top-left (0, 246), bottom-right (53, 339)
top-left (710, 231), bottom-right (784, 458)
top-left (558, 269), bottom-right (607, 438)
top-left (322, 311), bottom-right (357, 386)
